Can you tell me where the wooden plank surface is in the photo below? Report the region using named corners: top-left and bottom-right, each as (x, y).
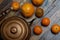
top-left (3, 0), bottom-right (60, 40)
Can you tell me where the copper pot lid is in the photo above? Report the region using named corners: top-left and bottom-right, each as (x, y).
top-left (1, 16), bottom-right (30, 40)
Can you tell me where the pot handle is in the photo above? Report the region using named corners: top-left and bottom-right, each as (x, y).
top-left (28, 18), bottom-right (36, 26)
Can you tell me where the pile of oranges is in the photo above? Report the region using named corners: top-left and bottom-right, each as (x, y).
top-left (11, 0), bottom-right (60, 35)
top-left (11, 0), bottom-right (44, 18)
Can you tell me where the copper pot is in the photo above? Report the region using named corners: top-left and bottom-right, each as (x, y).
top-left (0, 16), bottom-right (31, 40)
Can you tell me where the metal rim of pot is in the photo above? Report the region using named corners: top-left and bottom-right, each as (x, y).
top-left (0, 16), bottom-right (31, 40)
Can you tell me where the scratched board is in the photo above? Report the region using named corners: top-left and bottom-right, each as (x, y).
top-left (3, 0), bottom-right (60, 40)
top-left (30, 0), bottom-right (60, 40)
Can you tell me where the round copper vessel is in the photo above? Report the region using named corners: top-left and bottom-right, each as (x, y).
top-left (1, 16), bottom-right (31, 40)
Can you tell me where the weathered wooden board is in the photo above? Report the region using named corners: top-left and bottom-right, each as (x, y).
top-left (1, 0), bottom-right (60, 40)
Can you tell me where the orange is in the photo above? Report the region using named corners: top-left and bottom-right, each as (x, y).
top-left (33, 25), bottom-right (42, 35)
top-left (59, 25), bottom-right (60, 31)
top-left (11, 2), bottom-right (20, 10)
top-left (21, 3), bottom-right (35, 18)
top-left (41, 17), bottom-right (50, 26)
top-left (32, 0), bottom-right (44, 6)
top-left (35, 7), bottom-right (44, 18)
top-left (51, 24), bottom-right (60, 34)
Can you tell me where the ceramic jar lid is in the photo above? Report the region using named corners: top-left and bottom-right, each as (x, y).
top-left (1, 16), bottom-right (30, 40)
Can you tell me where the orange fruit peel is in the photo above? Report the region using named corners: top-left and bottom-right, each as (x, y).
top-left (32, 0), bottom-right (44, 6)
top-left (11, 2), bottom-right (20, 11)
top-left (33, 25), bottom-right (43, 35)
top-left (51, 24), bottom-right (60, 34)
top-left (41, 17), bottom-right (50, 26)
top-left (21, 3), bottom-right (35, 18)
